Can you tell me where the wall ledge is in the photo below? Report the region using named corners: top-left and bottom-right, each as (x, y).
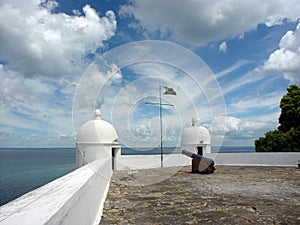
top-left (0, 158), bottom-right (112, 225)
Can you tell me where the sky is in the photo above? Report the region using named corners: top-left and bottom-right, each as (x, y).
top-left (0, 0), bottom-right (300, 148)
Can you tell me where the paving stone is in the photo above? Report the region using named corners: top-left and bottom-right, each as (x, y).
top-left (100, 166), bottom-right (300, 224)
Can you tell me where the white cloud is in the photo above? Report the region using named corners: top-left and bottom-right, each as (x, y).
top-left (215, 60), bottom-right (252, 78)
top-left (229, 90), bottom-right (283, 113)
top-left (72, 61), bottom-right (124, 132)
top-left (0, 0), bottom-right (116, 78)
top-left (0, 0), bottom-right (118, 147)
top-left (262, 23), bottom-right (300, 83)
top-left (219, 41), bottom-right (227, 52)
top-left (107, 64), bottom-right (123, 83)
top-left (0, 65), bottom-right (76, 146)
top-left (211, 114), bottom-right (278, 146)
top-left (119, 0), bottom-right (300, 45)
top-left (221, 69), bottom-right (264, 95)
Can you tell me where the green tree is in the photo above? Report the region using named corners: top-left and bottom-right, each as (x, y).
top-left (278, 84), bottom-right (300, 132)
top-left (255, 84), bottom-right (300, 152)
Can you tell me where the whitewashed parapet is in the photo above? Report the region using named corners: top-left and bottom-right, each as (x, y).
top-left (205, 152), bottom-right (300, 167)
top-left (0, 158), bottom-right (112, 225)
top-left (117, 154), bottom-right (191, 170)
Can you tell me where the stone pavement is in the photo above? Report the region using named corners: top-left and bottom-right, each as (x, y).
top-left (101, 166), bottom-right (300, 224)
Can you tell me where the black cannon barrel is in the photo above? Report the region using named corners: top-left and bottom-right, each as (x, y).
top-left (182, 149), bottom-right (214, 166)
top-left (182, 149), bottom-right (202, 159)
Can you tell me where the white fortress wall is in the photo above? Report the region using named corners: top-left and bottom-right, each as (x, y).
top-left (0, 158), bottom-right (112, 225)
top-left (205, 152), bottom-right (300, 167)
top-left (117, 154), bottom-right (191, 170)
top-left (118, 152), bottom-right (300, 170)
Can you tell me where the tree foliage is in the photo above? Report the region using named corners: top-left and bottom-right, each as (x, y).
top-left (255, 84), bottom-right (300, 152)
top-left (278, 84), bottom-right (300, 132)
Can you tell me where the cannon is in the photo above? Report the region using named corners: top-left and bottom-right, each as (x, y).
top-left (182, 149), bottom-right (215, 174)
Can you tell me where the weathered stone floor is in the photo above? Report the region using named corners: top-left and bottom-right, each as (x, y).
top-left (101, 166), bottom-right (300, 225)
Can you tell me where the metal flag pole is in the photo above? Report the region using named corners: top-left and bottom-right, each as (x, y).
top-left (145, 85), bottom-right (174, 168)
top-left (159, 85), bottom-right (163, 168)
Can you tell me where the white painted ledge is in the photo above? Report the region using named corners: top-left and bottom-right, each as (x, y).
top-left (0, 158), bottom-right (112, 225)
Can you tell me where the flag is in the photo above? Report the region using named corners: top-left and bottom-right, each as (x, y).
top-left (163, 86), bottom-right (177, 95)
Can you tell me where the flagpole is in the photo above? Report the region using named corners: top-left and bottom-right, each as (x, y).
top-left (145, 86), bottom-right (174, 168)
top-left (159, 85), bottom-right (163, 168)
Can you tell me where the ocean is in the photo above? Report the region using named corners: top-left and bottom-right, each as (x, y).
top-left (122, 146), bottom-right (255, 155)
top-left (0, 146), bottom-right (254, 206)
top-left (0, 148), bottom-right (76, 206)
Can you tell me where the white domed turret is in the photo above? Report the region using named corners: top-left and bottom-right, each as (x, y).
top-left (77, 112), bottom-right (118, 144)
top-left (76, 110), bottom-right (120, 169)
top-left (181, 118), bottom-right (211, 155)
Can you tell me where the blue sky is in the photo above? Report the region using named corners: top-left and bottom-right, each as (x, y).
top-left (0, 0), bottom-right (299, 148)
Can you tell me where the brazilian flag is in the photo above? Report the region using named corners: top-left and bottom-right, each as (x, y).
top-left (163, 86), bottom-right (177, 95)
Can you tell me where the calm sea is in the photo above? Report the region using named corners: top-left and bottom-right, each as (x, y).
top-left (122, 146), bottom-right (255, 155)
top-left (0, 148), bottom-right (76, 206)
top-left (0, 146), bottom-right (254, 206)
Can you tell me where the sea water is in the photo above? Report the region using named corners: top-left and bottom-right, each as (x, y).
top-left (121, 146), bottom-right (255, 155)
top-left (0, 148), bottom-right (76, 206)
top-left (0, 146), bottom-right (254, 206)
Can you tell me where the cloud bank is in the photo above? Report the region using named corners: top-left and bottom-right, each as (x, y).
top-left (262, 23), bottom-right (300, 83)
top-left (0, 0), bottom-right (116, 78)
top-left (0, 0), bottom-right (117, 147)
top-left (120, 0), bottom-right (300, 45)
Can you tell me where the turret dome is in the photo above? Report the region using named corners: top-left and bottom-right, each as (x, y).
top-left (181, 118), bottom-right (210, 146)
top-left (76, 110), bottom-right (118, 144)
